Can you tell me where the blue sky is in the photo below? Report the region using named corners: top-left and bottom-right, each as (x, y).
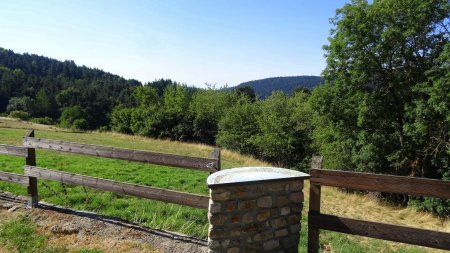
top-left (0, 0), bottom-right (350, 87)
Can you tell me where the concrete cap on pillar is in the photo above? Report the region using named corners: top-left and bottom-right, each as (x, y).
top-left (207, 167), bottom-right (310, 188)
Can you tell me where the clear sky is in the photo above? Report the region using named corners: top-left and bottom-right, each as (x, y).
top-left (0, 0), bottom-right (350, 87)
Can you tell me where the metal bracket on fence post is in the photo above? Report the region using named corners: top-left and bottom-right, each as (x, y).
top-left (24, 129), bottom-right (38, 207)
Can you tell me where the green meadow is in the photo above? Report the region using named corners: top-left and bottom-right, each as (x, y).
top-left (0, 119), bottom-right (445, 252)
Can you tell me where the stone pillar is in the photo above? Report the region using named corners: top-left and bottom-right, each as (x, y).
top-left (207, 167), bottom-right (309, 253)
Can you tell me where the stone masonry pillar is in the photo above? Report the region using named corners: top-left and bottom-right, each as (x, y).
top-left (207, 167), bottom-right (309, 253)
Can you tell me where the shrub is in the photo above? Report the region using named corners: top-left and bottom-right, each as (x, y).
top-left (59, 106), bottom-right (90, 129)
top-left (72, 119), bottom-right (89, 130)
top-left (9, 110), bottom-right (29, 120)
top-left (30, 117), bottom-right (54, 125)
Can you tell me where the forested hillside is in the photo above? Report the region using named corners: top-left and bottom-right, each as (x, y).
top-left (230, 76), bottom-right (324, 98)
top-left (0, 48), bottom-right (140, 128)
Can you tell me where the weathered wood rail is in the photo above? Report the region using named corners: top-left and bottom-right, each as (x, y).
top-left (23, 136), bottom-right (219, 172)
top-left (0, 129), bottom-right (221, 209)
top-left (308, 156), bottom-right (450, 252)
top-left (24, 166), bottom-right (209, 209)
top-left (0, 142), bottom-right (32, 186)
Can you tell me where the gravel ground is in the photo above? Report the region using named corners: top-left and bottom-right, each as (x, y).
top-left (0, 192), bottom-right (208, 253)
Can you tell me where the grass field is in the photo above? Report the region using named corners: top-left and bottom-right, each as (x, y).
top-left (0, 117), bottom-right (448, 252)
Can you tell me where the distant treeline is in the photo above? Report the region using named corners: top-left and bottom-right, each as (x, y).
top-left (0, 0), bottom-right (448, 216)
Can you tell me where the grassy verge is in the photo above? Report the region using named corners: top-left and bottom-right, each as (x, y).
top-left (0, 118), bottom-right (447, 252)
top-left (0, 215), bottom-right (103, 253)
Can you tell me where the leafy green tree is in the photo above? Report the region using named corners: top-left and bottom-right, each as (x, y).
top-left (235, 86), bottom-right (257, 102)
top-left (59, 106), bottom-right (89, 130)
top-left (110, 105), bottom-right (133, 134)
top-left (160, 84), bottom-right (193, 140)
top-left (312, 0), bottom-right (449, 215)
top-left (34, 88), bottom-right (52, 117)
top-left (56, 87), bottom-right (81, 108)
top-left (217, 97), bottom-right (261, 155)
top-left (6, 96), bottom-right (34, 115)
top-left (313, 0), bottom-right (450, 175)
top-left (190, 88), bottom-right (236, 144)
top-left (251, 91), bottom-right (313, 169)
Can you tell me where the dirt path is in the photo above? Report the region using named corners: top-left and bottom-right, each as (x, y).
top-left (0, 193), bottom-right (207, 253)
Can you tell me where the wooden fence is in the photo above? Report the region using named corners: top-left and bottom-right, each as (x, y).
top-left (308, 156), bottom-right (450, 252)
top-left (0, 129), bottom-right (221, 209)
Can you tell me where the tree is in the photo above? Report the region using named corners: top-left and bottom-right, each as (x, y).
top-left (6, 96), bottom-right (34, 115)
top-left (313, 0), bottom-right (450, 175)
top-left (312, 0), bottom-right (450, 215)
top-left (34, 88), bottom-right (52, 117)
top-left (250, 91), bottom-right (313, 169)
top-left (59, 106), bottom-right (89, 130)
top-left (110, 105), bottom-right (133, 134)
top-left (235, 86), bottom-right (257, 102)
top-left (217, 97), bottom-right (261, 155)
top-left (190, 89), bottom-right (236, 144)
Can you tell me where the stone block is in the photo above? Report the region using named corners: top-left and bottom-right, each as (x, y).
top-left (291, 205), bottom-right (303, 214)
top-left (268, 182), bottom-right (288, 192)
top-left (289, 192), bottom-right (303, 203)
top-left (288, 214), bottom-right (301, 224)
top-left (242, 212), bottom-right (254, 224)
top-left (230, 215), bottom-right (240, 224)
top-left (208, 239), bottom-right (221, 249)
top-left (275, 228), bottom-right (289, 238)
top-left (263, 239), bottom-right (279, 251)
top-left (289, 181), bottom-right (303, 191)
top-left (227, 247), bottom-right (239, 253)
top-left (209, 202), bottom-right (222, 214)
top-left (209, 228), bottom-right (225, 239)
top-left (270, 217), bottom-right (287, 229)
top-left (210, 214), bottom-right (228, 226)
top-left (257, 196), bottom-right (273, 208)
top-left (254, 230), bottom-right (273, 242)
top-left (276, 196), bottom-right (289, 206)
top-left (211, 191), bottom-right (231, 201)
top-left (224, 201), bottom-right (237, 212)
top-left (238, 199), bottom-right (256, 210)
top-left (257, 210), bottom-right (271, 222)
top-left (280, 206), bottom-right (291, 216)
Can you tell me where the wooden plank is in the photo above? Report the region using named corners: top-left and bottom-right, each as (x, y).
top-left (209, 147), bottom-right (221, 173)
top-left (0, 171), bottom-right (29, 186)
top-left (0, 144), bottom-right (28, 157)
top-left (24, 166), bottom-right (209, 209)
top-left (24, 129), bottom-right (38, 207)
top-left (23, 137), bottom-right (217, 172)
top-left (309, 213), bottom-right (450, 250)
top-left (310, 169), bottom-right (450, 199)
top-left (308, 156), bottom-right (322, 253)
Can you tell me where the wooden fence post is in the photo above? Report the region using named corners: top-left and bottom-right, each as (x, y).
top-left (210, 147), bottom-right (221, 174)
top-left (25, 129), bottom-right (38, 207)
top-left (308, 156), bottom-right (323, 253)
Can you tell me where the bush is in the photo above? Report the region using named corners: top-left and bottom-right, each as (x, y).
top-left (72, 119), bottom-right (89, 130)
top-left (110, 106), bottom-right (133, 133)
top-left (59, 106), bottom-right (90, 129)
top-left (9, 110), bottom-right (29, 120)
top-left (30, 117), bottom-right (54, 125)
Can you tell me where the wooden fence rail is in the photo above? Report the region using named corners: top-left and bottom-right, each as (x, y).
top-left (24, 166), bottom-right (209, 209)
top-left (307, 156), bottom-right (450, 252)
top-left (0, 129), bottom-right (220, 209)
top-left (23, 137), bottom-right (219, 172)
top-left (0, 171), bottom-right (29, 186)
top-left (0, 144), bottom-right (28, 157)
